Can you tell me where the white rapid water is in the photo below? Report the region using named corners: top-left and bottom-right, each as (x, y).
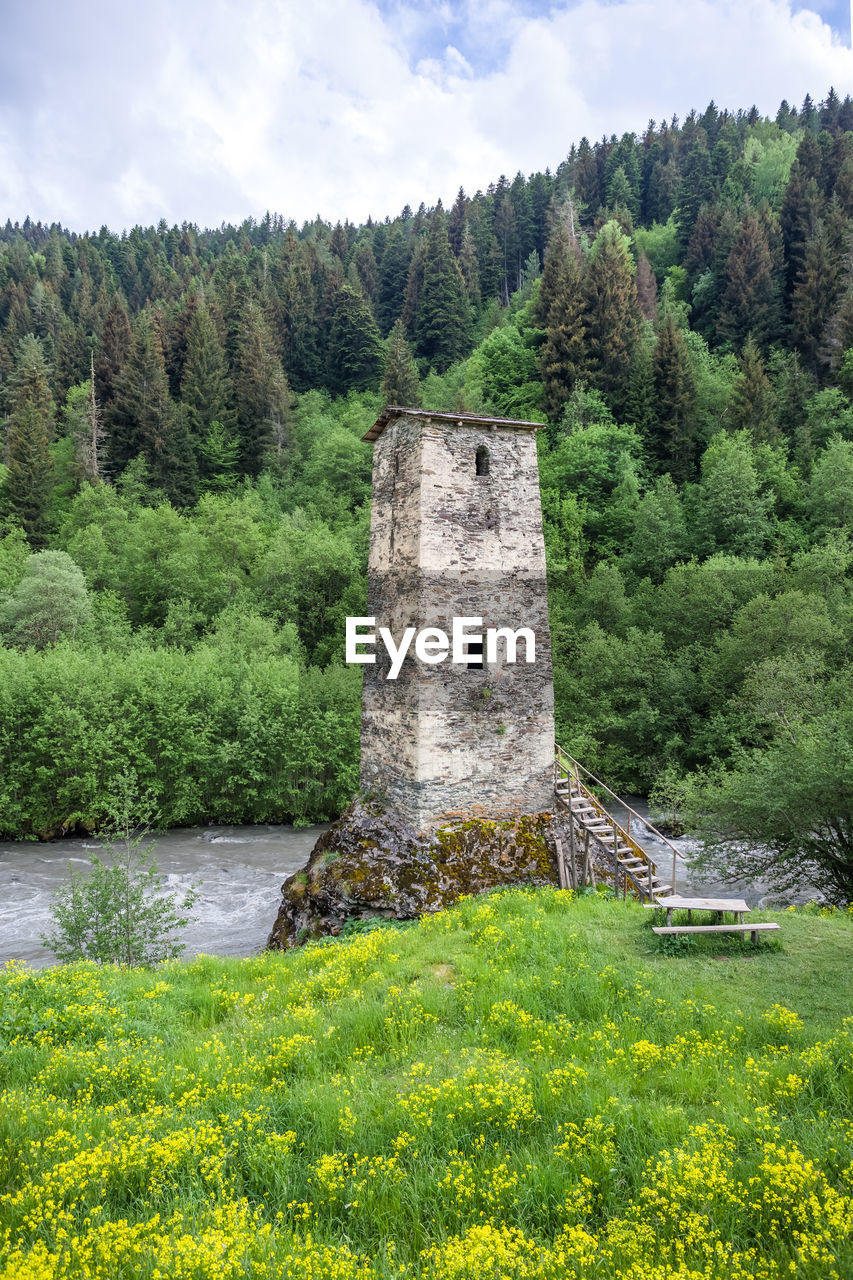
top-left (0, 823), bottom-right (327, 968)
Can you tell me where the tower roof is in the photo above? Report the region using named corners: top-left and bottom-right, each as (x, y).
top-left (363, 405), bottom-right (546, 443)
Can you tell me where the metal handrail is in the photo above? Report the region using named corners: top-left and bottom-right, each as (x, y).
top-left (555, 745), bottom-right (679, 894)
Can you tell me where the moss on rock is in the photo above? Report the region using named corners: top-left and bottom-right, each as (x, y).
top-left (267, 801), bottom-right (561, 949)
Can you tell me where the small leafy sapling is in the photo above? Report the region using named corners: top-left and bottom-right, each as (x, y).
top-left (42, 775), bottom-right (197, 966)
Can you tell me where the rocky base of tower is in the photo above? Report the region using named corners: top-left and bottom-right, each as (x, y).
top-left (266, 799), bottom-right (568, 948)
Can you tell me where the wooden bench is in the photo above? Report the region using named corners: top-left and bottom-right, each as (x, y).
top-left (653, 922), bottom-right (780, 944)
top-left (645, 895), bottom-right (751, 926)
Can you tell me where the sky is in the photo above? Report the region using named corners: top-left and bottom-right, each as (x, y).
top-left (0, 0), bottom-right (851, 235)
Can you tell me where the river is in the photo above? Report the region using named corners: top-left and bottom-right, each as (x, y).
top-left (0, 806), bottom-right (817, 969)
top-left (0, 823), bottom-right (328, 968)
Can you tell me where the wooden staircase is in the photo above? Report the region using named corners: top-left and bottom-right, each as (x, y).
top-left (554, 746), bottom-right (676, 903)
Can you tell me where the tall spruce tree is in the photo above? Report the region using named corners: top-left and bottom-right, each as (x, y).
top-left (150, 404), bottom-right (199, 508)
top-left (651, 314), bottom-right (697, 480)
top-left (791, 220), bottom-right (843, 368)
top-left (376, 225), bottom-right (413, 334)
top-left (381, 319), bottom-right (421, 406)
top-left (2, 335), bottom-right (55, 545)
top-left (635, 252), bottom-right (658, 322)
top-left (448, 186), bottom-right (469, 255)
top-left (733, 336), bottom-right (779, 443)
top-left (197, 420), bottom-right (241, 493)
top-left (274, 229), bottom-right (321, 389)
top-left (63, 356), bottom-right (105, 485)
top-left (717, 209), bottom-right (782, 350)
top-left (539, 225), bottom-right (587, 423)
top-left (180, 297), bottom-right (233, 442)
top-left (458, 223), bottom-right (481, 305)
top-left (107, 314), bottom-right (173, 476)
top-left (233, 300), bottom-right (291, 474)
top-left (326, 282), bottom-right (384, 393)
top-left (94, 296), bottom-right (132, 415)
top-left (415, 206), bottom-right (472, 372)
top-left (584, 220), bottom-right (639, 416)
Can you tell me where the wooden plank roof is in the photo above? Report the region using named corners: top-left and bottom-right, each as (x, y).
top-left (363, 405), bottom-right (546, 443)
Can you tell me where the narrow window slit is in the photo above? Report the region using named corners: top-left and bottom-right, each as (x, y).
top-left (467, 640), bottom-right (485, 670)
top-left (475, 445), bottom-right (490, 477)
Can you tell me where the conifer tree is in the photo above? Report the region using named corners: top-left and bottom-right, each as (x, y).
top-left (458, 224), bottom-right (481, 305)
top-left (63, 354), bottom-right (105, 485)
top-left (108, 316), bottom-right (198, 503)
top-left (584, 220), bottom-right (639, 415)
top-left (376, 226), bottom-right (413, 334)
top-left (509, 171), bottom-right (535, 266)
top-left (769, 349), bottom-right (814, 445)
top-left (275, 229), bottom-right (321, 388)
top-left (606, 166), bottom-right (637, 226)
top-left (54, 317), bottom-right (90, 404)
top-left (234, 300), bottom-right (291, 473)
top-left (166, 292), bottom-right (199, 397)
top-left (448, 187), bottom-right (468, 255)
top-left (108, 315), bottom-right (173, 476)
top-left (651, 314), bottom-right (697, 480)
top-left (733, 335), bottom-right (779, 443)
top-left (539, 226), bottom-right (587, 423)
top-left (198, 420), bottom-right (242, 493)
top-left (573, 137), bottom-right (602, 212)
top-left (415, 206), bottom-right (472, 372)
top-left (468, 204), bottom-right (504, 304)
top-left (2, 335), bottom-right (55, 545)
top-left (329, 222), bottom-right (350, 262)
top-left (181, 297), bottom-right (233, 442)
top-left (635, 253), bottom-right (658, 323)
top-left (791, 221), bottom-right (843, 368)
top-left (326, 282), bottom-right (383, 393)
top-left (675, 136), bottom-right (713, 249)
top-left (150, 404), bottom-right (199, 508)
top-left (780, 159), bottom-right (822, 297)
top-left (352, 239), bottom-right (379, 306)
top-left (95, 296), bottom-right (133, 414)
top-left (494, 195), bottom-right (520, 302)
top-left (819, 250), bottom-right (853, 374)
top-left (381, 320), bottom-right (421, 407)
top-left (717, 210), bottom-right (782, 350)
top-left (624, 339), bottom-right (656, 438)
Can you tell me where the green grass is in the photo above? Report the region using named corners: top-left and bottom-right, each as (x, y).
top-left (1, 888), bottom-right (851, 1279)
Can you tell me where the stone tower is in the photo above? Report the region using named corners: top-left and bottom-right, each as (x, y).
top-left (359, 407), bottom-right (555, 831)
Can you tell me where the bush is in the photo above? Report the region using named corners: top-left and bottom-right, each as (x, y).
top-left (41, 783), bottom-right (197, 965)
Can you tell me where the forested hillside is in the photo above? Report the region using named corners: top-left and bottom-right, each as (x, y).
top-left (1, 91), bottom-right (851, 895)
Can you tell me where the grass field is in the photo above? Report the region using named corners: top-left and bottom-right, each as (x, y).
top-left (1, 888), bottom-right (851, 1279)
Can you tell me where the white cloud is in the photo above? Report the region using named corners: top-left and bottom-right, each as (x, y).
top-left (0, 0), bottom-right (850, 233)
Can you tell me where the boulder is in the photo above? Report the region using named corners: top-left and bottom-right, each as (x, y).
top-left (267, 799), bottom-right (562, 948)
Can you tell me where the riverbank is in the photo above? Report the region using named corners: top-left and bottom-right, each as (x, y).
top-left (1, 804), bottom-right (824, 969)
top-left (1, 888), bottom-right (850, 1278)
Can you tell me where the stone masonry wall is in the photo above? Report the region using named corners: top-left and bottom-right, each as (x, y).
top-left (360, 412), bottom-right (555, 831)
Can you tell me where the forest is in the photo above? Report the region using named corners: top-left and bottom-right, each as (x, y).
top-left (0, 90), bottom-right (851, 898)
